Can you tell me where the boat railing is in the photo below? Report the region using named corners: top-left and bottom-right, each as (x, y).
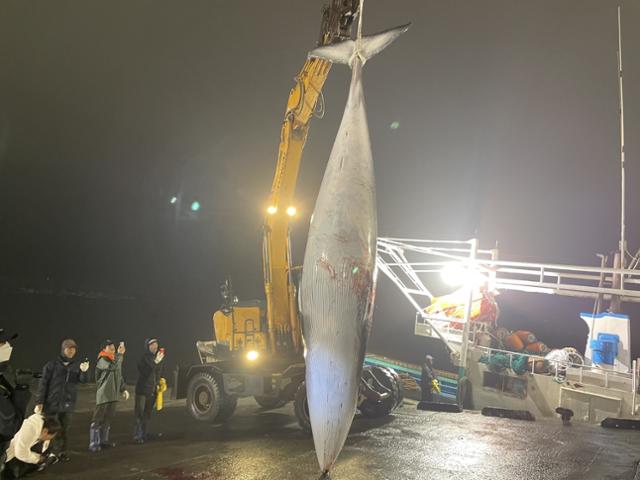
top-left (474, 345), bottom-right (639, 395)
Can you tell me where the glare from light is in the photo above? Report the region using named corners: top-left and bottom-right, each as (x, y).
top-left (170, 196), bottom-right (178, 204)
top-left (190, 201), bottom-right (201, 212)
top-left (267, 205), bottom-right (278, 215)
top-left (440, 263), bottom-right (484, 287)
top-left (286, 206), bottom-right (297, 217)
top-left (246, 350), bottom-right (259, 361)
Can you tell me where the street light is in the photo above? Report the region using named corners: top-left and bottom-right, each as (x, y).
top-left (190, 201), bottom-right (200, 212)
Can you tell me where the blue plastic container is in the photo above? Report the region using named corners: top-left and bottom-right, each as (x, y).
top-left (590, 333), bottom-right (619, 365)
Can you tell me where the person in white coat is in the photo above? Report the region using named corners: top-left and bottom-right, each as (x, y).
top-left (3, 414), bottom-right (61, 478)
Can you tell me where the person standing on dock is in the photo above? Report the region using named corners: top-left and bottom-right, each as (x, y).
top-left (89, 340), bottom-right (128, 452)
top-left (133, 338), bottom-right (165, 444)
top-left (34, 339), bottom-right (89, 462)
top-left (421, 355), bottom-right (435, 402)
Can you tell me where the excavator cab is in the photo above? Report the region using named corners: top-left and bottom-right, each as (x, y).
top-left (212, 279), bottom-right (269, 356)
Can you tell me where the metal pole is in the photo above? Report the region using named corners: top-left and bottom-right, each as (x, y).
top-left (593, 254), bottom-right (607, 315)
top-left (631, 359), bottom-right (636, 414)
top-left (459, 238), bottom-right (478, 376)
top-left (356, 0), bottom-right (364, 41)
top-left (617, 6), bottom-right (627, 270)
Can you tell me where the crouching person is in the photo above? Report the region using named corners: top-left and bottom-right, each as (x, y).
top-left (3, 415), bottom-right (61, 479)
top-left (89, 340), bottom-right (128, 452)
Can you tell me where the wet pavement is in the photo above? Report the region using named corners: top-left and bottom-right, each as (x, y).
top-left (33, 386), bottom-right (640, 480)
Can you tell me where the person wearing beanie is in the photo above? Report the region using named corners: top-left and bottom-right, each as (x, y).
top-left (133, 338), bottom-right (165, 444)
top-left (89, 340), bottom-right (128, 453)
top-left (34, 339), bottom-right (89, 462)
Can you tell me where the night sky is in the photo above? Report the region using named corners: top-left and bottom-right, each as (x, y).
top-left (1, 0), bottom-right (639, 377)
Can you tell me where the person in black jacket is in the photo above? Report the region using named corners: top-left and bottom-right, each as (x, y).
top-left (133, 338), bottom-right (164, 444)
top-left (420, 355), bottom-right (435, 402)
top-left (0, 330), bottom-right (28, 475)
top-left (34, 339), bottom-right (89, 461)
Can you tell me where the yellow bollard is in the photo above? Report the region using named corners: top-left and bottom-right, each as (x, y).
top-left (156, 378), bottom-right (167, 411)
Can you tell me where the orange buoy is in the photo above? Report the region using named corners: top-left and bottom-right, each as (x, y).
top-left (515, 330), bottom-right (537, 345)
top-left (504, 333), bottom-right (525, 351)
top-left (525, 341), bottom-right (548, 354)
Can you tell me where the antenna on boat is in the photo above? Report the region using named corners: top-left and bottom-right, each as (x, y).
top-left (617, 5), bottom-right (626, 267)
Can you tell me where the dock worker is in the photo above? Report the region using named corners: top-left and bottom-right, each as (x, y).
top-left (421, 355), bottom-right (436, 402)
top-left (133, 338), bottom-right (165, 444)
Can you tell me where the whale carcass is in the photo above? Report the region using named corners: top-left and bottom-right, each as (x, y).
top-left (299, 7), bottom-right (409, 476)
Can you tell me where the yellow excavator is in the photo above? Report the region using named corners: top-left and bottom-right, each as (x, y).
top-left (175, 0), bottom-right (403, 430)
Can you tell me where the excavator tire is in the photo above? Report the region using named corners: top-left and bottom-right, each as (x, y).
top-left (358, 365), bottom-right (403, 418)
top-left (254, 395), bottom-right (287, 409)
top-left (187, 372), bottom-right (223, 422)
top-left (293, 382), bottom-right (312, 434)
top-left (383, 366), bottom-right (404, 408)
top-left (215, 394), bottom-right (238, 422)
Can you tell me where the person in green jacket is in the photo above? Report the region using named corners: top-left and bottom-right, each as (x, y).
top-left (89, 340), bottom-right (129, 452)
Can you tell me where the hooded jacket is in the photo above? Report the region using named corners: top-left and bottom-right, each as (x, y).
top-left (35, 354), bottom-right (87, 414)
top-left (135, 339), bottom-right (162, 396)
top-left (95, 352), bottom-right (126, 405)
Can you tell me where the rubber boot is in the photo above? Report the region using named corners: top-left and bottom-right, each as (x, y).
top-left (100, 425), bottom-right (116, 448)
top-left (88, 423), bottom-right (102, 452)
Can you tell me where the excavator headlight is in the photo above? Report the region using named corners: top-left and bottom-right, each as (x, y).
top-left (267, 205), bottom-right (278, 215)
top-left (246, 350), bottom-right (259, 361)
top-left (286, 206), bottom-right (297, 217)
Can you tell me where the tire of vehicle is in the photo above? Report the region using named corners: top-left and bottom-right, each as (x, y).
top-left (187, 372), bottom-right (223, 422)
top-left (215, 395), bottom-right (238, 422)
top-left (383, 366), bottom-right (404, 408)
top-left (254, 395), bottom-right (287, 409)
top-left (358, 365), bottom-right (402, 418)
top-left (293, 382), bottom-right (311, 434)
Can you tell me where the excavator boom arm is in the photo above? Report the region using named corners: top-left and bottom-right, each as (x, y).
top-left (263, 1), bottom-right (359, 353)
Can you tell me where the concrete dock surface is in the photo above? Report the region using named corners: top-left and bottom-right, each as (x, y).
top-left (29, 386), bottom-right (640, 480)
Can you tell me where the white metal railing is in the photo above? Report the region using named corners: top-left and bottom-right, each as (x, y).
top-left (377, 237), bottom-right (640, 306)
top-left (474, 345), bottom-right (639, 395)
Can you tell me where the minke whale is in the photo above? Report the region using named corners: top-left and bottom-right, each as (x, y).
top-left (299, 3), bottom-right (409, 477)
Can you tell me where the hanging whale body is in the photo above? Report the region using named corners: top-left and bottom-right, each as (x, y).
top-left (299, 6), bottom-right (410, 477)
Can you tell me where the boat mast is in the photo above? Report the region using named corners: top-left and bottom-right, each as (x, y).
top-left (617, 5), bottom-right (626, 268)
top-left (609, 6), bottom-right (627, 313)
